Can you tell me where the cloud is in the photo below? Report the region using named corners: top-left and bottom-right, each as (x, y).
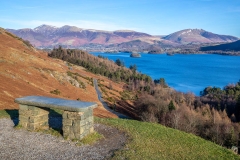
top-left (0, 19), bottom-right (140, 31)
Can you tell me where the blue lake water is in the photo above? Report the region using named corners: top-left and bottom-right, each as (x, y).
top-left (90, 52), bottom-right (240, 95)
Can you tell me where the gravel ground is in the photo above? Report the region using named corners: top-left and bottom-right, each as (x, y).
top-left (0, 118), bottom-right (126, 160)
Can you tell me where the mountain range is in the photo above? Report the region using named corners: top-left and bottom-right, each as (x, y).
top-left (7, 25), bottom-right (239, 49)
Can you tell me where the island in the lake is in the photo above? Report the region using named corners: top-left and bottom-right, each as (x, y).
top-left (130, 52), bottom-right (141, 58)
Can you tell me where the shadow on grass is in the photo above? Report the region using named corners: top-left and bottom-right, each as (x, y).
top-left (49, 109), bottom-right (63, 135)
top-left (4, 109), bottom-right (63, 135)
top-left (5, 109), bottom-right (19, 126)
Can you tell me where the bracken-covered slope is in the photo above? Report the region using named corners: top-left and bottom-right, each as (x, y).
top-left (0, 27), bottom-right (120, 118)
top-left (200, 40), bottom-right (240, 51)
top-left (163, 29), bottom-right (239, 44)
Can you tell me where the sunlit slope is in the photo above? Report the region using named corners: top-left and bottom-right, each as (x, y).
top-left (0, 27), bottom-right (117, 118)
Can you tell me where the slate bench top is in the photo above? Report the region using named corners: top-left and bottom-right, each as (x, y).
top-left (15, 96), bottom-right (98, 112)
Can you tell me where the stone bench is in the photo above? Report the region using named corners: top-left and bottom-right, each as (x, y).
top-left (15, 96), bottom-right (97, 140)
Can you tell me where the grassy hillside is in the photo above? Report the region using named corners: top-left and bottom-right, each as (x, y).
top-left (96, 118), bottom-right (239, 160)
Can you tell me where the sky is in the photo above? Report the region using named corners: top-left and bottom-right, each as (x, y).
top-left (0, 0), bottom-right (239, 37)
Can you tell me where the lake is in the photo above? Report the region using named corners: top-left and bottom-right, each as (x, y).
top-left (90, 52), bottom-right (240, 95)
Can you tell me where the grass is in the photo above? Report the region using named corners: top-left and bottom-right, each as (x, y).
top-left (74, 132), bottom-right (104, 146)
top-left (96, 118), bottom-right (240, 160)
top-left (36, 127), bottom-right (63, 137)
top-left (1, 109), bottom-right (239, 159)
top-left (0, 109), bottom-right (18, 119)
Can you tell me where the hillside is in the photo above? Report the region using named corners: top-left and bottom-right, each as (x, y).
top-left (96, 118), bottom-right (239, 159)
top-left (200, 40), bottom-right (240, 52)
top-left (163, 29), bottom-right (239, 44)
top-left (0, 27), bottom-right (123, 118)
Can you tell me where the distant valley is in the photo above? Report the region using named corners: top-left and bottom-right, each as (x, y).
top-left (7, 25), bottom-right (239, 53)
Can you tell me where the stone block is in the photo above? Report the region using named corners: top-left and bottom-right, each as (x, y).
top-left (89, 109), bottom-right (93, 116)
top-left (71, 119), bottom-right (82, 127)
top-left (79, 120), bottom-right (86, 127)
top-left (88, 116), bottom-right (94, 122)
top-left (27, 121), bottom-right (48, 130)
top-left (29, 114), bottom-right (48, 123)
top-left (19, 109), bottom-right (32, 116)
top-left (63, 125), bottom-right (70, 133)
top-left (68, 127), bottom-right (75, 140)
top-left (19, 105), bottom-right (49, 117)
top-left (66, 111), bottom-right (84, 120)
top-left (62, 111), bottom-right (68, 119)
top-left (19, 104), bottom-right (29, 110)
top-left (76, 112), bottom-right (84, 120)
top-left (30, 107), bottom-right (49, 116)
top-left (62, 119), bottom-right (72, 126)
top-left (67, 111), bottom-right (77, 120)
top-left (72, 127), bottom-right (79, 136)
top-left (19, 115), bottom-right (30, 122)
top-left (83, 110), bottom-right (90, 118)
top-left (19, 121), bottom-right (28, 128)
top-left (80, 127), bottom-right (85, 134)
top-left (89, 126), bottom-right (94, 133)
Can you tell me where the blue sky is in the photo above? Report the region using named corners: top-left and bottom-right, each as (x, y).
top-left (0, 0), bottom-right (239, 37)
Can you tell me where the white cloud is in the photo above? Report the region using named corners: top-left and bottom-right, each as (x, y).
top-left (0, 19), bottom-right (140, 31)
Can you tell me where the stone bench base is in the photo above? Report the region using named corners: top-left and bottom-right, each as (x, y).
top-left (18, 104), bottom-right (94, 140)
top-left (62, 110), bottom-right (94, 140)
top-left (19, 104), bottom-right (49, 130)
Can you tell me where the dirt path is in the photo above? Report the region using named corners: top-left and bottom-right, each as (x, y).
top-left (0, 118), bottom-right (126, 160)
top-left (93, 79), bottom-right (130, 119)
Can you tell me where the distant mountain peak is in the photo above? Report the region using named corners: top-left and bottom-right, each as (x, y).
top-left (34, 24), bottom-right (58, 31)
top-left (58, 25), bottom-right (83, 32)
top-left (114, 30), bottom-right (136, 32)
top-left (163, 28), bottom-right (239, 44)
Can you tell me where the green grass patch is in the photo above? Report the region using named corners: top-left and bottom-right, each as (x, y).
top-left (96, 118), bottom-right (240, 160)
top-left (0, 109), bottom-right (18, 119)
top-left (74, 131), bottom-right (104, 146)
top-left (14, 124), bottom-right (23, 129)
top-left (37, 127), bottom-right (62, 137)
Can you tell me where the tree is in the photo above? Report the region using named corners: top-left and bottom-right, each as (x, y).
top-left (129, 64), bottom-right (137, 73)
top-left (234, 95), bottom-right (240, 121)
top-left (115, 59), bottom-right (124, 67)
top-left (154, 78), bottom-right (167, 87)
top-left (168, 100), bottom-right (175, 111)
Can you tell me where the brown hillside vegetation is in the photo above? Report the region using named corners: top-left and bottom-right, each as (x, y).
top-left (0, 28), bottom-right (119, 118)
